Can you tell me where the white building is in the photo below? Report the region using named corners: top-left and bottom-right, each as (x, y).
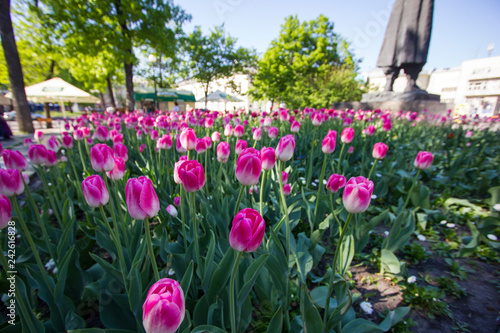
top-left (365, 56), bottom-right (500, 116)
top-left (176, 74), bottom-right (263, 112)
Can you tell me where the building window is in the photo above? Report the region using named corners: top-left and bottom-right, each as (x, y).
top-left (441, 87), bottom-right (457, 92)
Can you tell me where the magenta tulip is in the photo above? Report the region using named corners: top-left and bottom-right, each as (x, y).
top-left (235, 148), bottom-right (262, 186)
top-left (372, 142), bottom-right (388, 159)
top-left (290, 121), bottom-right (300, 133)
top-left (0, 169), bottom-right (24, 197)
top-left (151, 130), bottom-right (159, 141)
top-left (229, 208), bottom-right (265, 252)
top-left (275, 135), bottom-right (295, 161)
top-left (34, 130), bottom-right (44, 142)
top-left (268, 127), bottom-right (278, 139)
top-left (126, 177), bottom-right (160, 220)
top-left (366, 125), bottom-right (376, 136)
top-left (414, 151), bottom-right (434, 170)
top-left (45, 150), bottom-right (58, 167)
top-left (235, 139), bottom-right (248, 155)
top-left (283, 184), bottom-right (291, 196)
top-left (166, 205), bottom-right (178, 218)
top-left (0, 194), bottom-right (11, 230)
top-left (326, 174), bottom-right (347, 193)
top-left (178, 160), bottom-right (205, 192)
top-left (46, 136), bottom-right (59, 151)
top-left (173, 156), bottom-right (188, 184)
top-left (106, 157), bottom-right (126, 180)
top-left (195, 138), bottom-right (208, 154)
top-left (217, 142), bottom-right (230, 163)
top-left (211, 131), bottom-right (220, 142)
top-left (180, 128), bottom-right (196, 150)
top-left (62, 135), bottom-right (74, 149)
top-left (74, 129), bottom-right (84, 140)
top-left (95, 126), bottom-right (109, 141)
top-left (342, 176), bottom-right (374, 213)
top-left (2, 150), bottom-right (28, 171)
top-left (176, 136), bottom-right (187, 153)
top-left (234, 125), bottom-right (245, 138)
top-left (253, 128), bottom-right (262, 141)
top-left (282, 171), bottom-right (289, 184)
top-left (23, 138), bottom-right (33, 147)
top-left (82, 175), bottom-right (109, 207)
top-left (28, 144), bottom-right (49, 165)
top-left (90, 144), bottom-right (115, 172)
top-left (174, 196), bottom-right (181, 206)
top-left (142, 278), bottom-right (185, 333)
top-left (113, 143), bottom-right (129, 161)
top-left (341, 127), bottom-right (354, 144)
top-left (203, 136), bottom-right (212, 149)
top-left (322, 133), bottom-right (336, 154)
top-left (260, 147), bottom-right (276, 170)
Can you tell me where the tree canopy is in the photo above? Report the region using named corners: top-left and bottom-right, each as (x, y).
top-left (249, 15), bottom-right (366, 109)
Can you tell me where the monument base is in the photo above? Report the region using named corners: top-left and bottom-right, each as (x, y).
top-left (333, 91), bottom-right (452, 115)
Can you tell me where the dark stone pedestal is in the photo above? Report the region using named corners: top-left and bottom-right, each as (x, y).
top-left (361, 91), bottom-right (441, 103)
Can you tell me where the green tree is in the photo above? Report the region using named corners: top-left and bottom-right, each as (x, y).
top-left (185, 26), bottom-right (257, 109)
top-left (249, 15), bottom-right (365, 109)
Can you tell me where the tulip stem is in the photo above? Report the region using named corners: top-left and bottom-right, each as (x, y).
top-left (180, 186), bottom-right (188, 251)
top-left (401, 169), bottom-right (421, 213)
top-left (144, 217), bottom-right (160, 281)
top-left (103, 175), bottom-right (129, 248)
top-left (259, 170), bottom-right (266, 217)
top-left (21, 177), bottom-right (57, 265)
top-left (190, 192), bottom-right (200, 266)
top-left (77, 140), bottom-right (87, 172)
top-left (12, 197), bottom-right (54, 295)
top-left (323, 212), bottom-right (353, 328)
top-left (367, 159), bottom-right (378, 180)
top-left (35, 167), bottom-right (63, 228)
top-left (230, 250), bottom-right (244, 333)
top-left (337, 143), bottom-right (345, 174)
top-left (234, 185), bottom-right (245, 216)
top-left (314, 153), bottom-right (328, 226)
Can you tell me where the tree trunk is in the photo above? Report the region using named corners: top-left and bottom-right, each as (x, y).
top-left (270, 98), bottom-right (274, 112)
top-left (43, 103), bottom-right (52, 128)
top-left (124, 60), bottom-right (134, 112)
top-left (158, 54), bottom-right (163, 88)
top-left (0, 0), bottom-right (34, 133)
top-left (106, 76), bottom-right (116, 108)
top-left (43, 59), bottom-right (55, 128)
top-left (204, 84), bottom-right (209, 110)
top-left (99, 91), bottom-right (106, 111)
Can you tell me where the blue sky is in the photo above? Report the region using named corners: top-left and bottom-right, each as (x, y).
top-left (179, 0), bottom-right (500, 73)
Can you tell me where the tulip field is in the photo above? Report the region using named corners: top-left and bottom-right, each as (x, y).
top-left (0, 109), bottom-right (499, 333)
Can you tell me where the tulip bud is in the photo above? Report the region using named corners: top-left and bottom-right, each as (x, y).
top-left (166, 205), bottom-right (178, 218)
top-left (290, 121), bottom-right (300, 133)
top-left (151, 130), bottom-right (159, 141)
top-left (195, 138), bottom-right (208, 154)
top-left (28, 144), bottom-right (49, 165)
top-left (0, 169), bottom-right (24, 197)
top-left (343, 176), bottom-right (374, 213)
top-left (45, 150), bottom-right (58, 167)
top-left (253, 128), bottom-right (262, 141)
top-left (229, 208), bottom-right (265, 252)
top-left (326, 174), bottom-right (347, 193)
top-left (178, 160), bottom-right (205, 192)
top-left (106, 157), bottom-right (126, 180)
top-left (34, 130), bottom-right (44, 142)
top-left (0, 194), bottom-right (11, 230)
top-left (235, 148), bottom-right (262, 186)
top-left (366, 125), bottom-right (376, 136)
top-left (173, 156), bottom-right (188, 184)
top-left (347, 146), bottom-right (354, 154)
top-left (224, 124), bottom-right (233, 137)
top-left (234, 125), bottom-right (245, 138)
top-left (82, 175), bottom-right (109, 207)
top-left (46, 136), bottom-right (59, 151)
top-left (73, 129), bottom-right (84, 140)
top-left (322, 133), bottom-right (336, 154)
top-left (283, 184), bottom-right (291, 196)
top-left (2, 150), bottom-right (28, 171)
top-left (372, 142), bottom-right (388, 159)
top-left (275, 135), bottom-right (295, 161)
top-left (268, 127), bottom-right (278, 139)
top-left (176, 136), bottom-right (187, 153)
top-left (341, 127), bottom-right (354, 144)
top-left (217, 142), bottom-right (230, 163)
top-left (126, 177), bottom-right (160, 220)
top-left (282, 171), bottom-right (289, 184)
top-left (382, 121), bottom-right (392, 132)
top-left (113, 143), bottom-right (129, 161)
top-left (414, 151), bottom-right (434, 170)
top-left (90, 144), bottom-right (115, 172)
top-left (260, 147), bottom-right (276, 170)
top-left (62, 135), bottom-right (74, 149)
top-left (180, 128), bottom-right (196, 150)
top-left (235, 139), bottom-right (248, 155)
top-left (143, 278), bottom-right (185, 333)
top-left (23, 138), bottom-right (33, 147)
top-left (211, 131), bottom-right (220, 142)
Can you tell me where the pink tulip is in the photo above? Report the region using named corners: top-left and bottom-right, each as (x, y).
top-left (106, 157), bottom-right (125, 180)
top-left (268, 127), bottom-right (278, 139)
top-left (81, 127), bottom-right (90, 137)
top-left (62, 135), bottom-right (74, 149)
top-left (342, 176), bottom-right (374, 213)
top-left (312, 113), bottom-right (322, 126)
top-left (176, 136), bottom-right (187, 153)
top-left (366, 125), bottom-right (376, 136)
top-left (326, 174), bottom-right (347, 193)
top-left (205, 118), bottom-right (214, 128)
top-left (95, 126), bottom-right (109, 141)
top-left (229, 208), bottom-right (265, 252)
top-left (157, 135), bottom-right (173, 150)
top-left (260, 147), bottom-right (276, 170)
top-left (235, 148), bottom-right (262, 186)
top-left (126, 177), bottom-right (160, 220)
top-left (253, 128), bottom-right (262, 141)
top-left (180, 128), bottom-right (196, 150)
top-left (23, 138), bottom-right (33, 147)
top-left (166, 205), bottom-right (178, 218)
top-left (46, 136), bottom-right (59, 151)
top-left (282, 171), bottom-right (289, 184)
top-left (82, 175), bottom-right (109, 207)
top-left (322, 133), bottom-right (336, 154)
top-left (0, 194), bottom-right (11, 230)
top-left (211, 131), bottom-right (220, 142)
top-left (113, 143), bottom-right (129, 161)
top-left (34, 130), bottom-right (44, 142)
top-left (173, 156), bottom-right (188, 185)
top-left (224, 124), bottom-right (233, 137)
top-left (275, 135), bottom-right (295, 161)
top-left (372, 142), bottom-right (388, 159)
top-left (235, 140), bottom-right (248, 155)
top-left (151, 130), bottom-right (159, 141)
top-left (73, 129), bottom-right (84, 141)
top-left (465, 131), bottom-right (473, 138)
top-left (142, 278), bottom-right (185, 333)
top-left (341, 127), bottom-right (354, 144)
top-left (28, 144), bottom-right (49, 165)
top-left (2, 150), bottom-right (28, 171)
top-left (283, 184), bottom-right (291, 196)
top-left (234, 125), bottom-right (245, 138)
top-left (45, 150), bottom-right (58, 167)
top-left (217, 142), bottom-right (230, 163)
top-left (414, 151), bottom-right (434, 170)
top-left (347, 146), bottom-right (354, 154)
top-left (174, 196), bottom-right (181, 206)
top-left (90, 144), bottom-right (115, 172)
top-left (0, 169), bottom-right (24, 197)
top-left (290, 121), bottom-right (300, 133)
top-left (137, 129), bottom-right (143, 140)
top-left (195, 138), bottom-right (208, 154)
top-left (177, 160), bottom-right (205, 192)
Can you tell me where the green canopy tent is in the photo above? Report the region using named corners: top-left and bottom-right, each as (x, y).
top-left (196, 90), bottom-right (242, 111)
top-left (134, 88), bottom-right (196, 103)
